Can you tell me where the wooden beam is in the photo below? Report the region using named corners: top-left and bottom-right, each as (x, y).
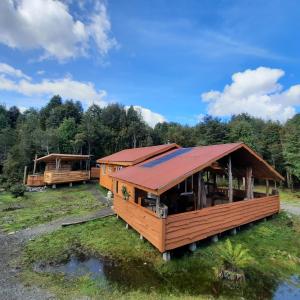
top-left (228, 156), bottom-right (233, 202)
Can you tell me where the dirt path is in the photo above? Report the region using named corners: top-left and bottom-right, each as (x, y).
top-left (0, 206), bottom-right (114, 300)
top-left (281, 203), bottom-right (300, 216)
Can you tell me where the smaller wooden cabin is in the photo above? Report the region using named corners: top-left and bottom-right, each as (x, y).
top-left (27, 154), bottom-right (91, 187)
top-left (96, 143), bottom-right (179, 191)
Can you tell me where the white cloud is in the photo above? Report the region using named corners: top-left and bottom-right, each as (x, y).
top-left (126, 105), bottom-right (166, 128)
top-left (0, 62), bottom-right (31, 80)
top-left (0, 63), bottom-right (107, 107)
top-left (201, 67), bottom-right (300, 122)
top-left (0, 0), bottom-right (117, 61)
top-left (0, 62), bottom-right (166, 127)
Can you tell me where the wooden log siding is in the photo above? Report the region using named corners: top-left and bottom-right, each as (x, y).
top-left (44, 170), bottom-right (90, 184)
top-left (114, 194), bottom-right (166, 252)
top-left (90, 167), bottom-right (100, 179)
top-left (27, 174), bottom-right (45, 186)
top-left (164, 195), bottom-right (279, 251)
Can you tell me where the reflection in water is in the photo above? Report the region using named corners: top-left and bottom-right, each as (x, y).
top-left (34, 255), bottom-right (300, 299)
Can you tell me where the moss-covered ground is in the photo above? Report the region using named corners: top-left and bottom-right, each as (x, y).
top-left (0, 183), bottom-right (104, 232)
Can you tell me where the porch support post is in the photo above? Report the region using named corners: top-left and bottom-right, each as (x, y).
top-left (197, 172), bottom-right (202, 209)
top-left (228, 156), bottom-right (233, 202)
top-left (213, 173), bottom-right (217, 192)
top-left (55, 158), bottom-right (58, 171)
top-left (156, 195), bottom-right (160, 217)
top-left (23, 166), bottom-right (28, 185)
top-left (246, 167), bottom-right (253, 199)
top-left (33, 154), bottom-right (37, 174)
top-left (266, 179), bottom-right (270, 196)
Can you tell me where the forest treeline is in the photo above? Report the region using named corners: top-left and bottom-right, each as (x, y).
top-left (0, 95), bottom-right (299, 188)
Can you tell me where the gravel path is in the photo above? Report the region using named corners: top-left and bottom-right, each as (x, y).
top-left (281, 203), bottom-right (300, 216)
top-left (0, 205), bottom-right (114, 300)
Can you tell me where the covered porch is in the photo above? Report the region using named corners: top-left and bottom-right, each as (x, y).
top-left (26, 154), bottom-right (91, 187)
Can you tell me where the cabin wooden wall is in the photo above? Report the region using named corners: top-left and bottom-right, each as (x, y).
top-left (44, 170), bottom-right (89, 184)
top-left (164, 195), bottom-right (280, 251)
top-left (99, 163), bottom-right (124, 190)
top-left (114, 193), bottom-right (165, 252)
top-left (90, 167), bottom-right (100, 179)
top-left (27, 174), bottom-right (45, 186)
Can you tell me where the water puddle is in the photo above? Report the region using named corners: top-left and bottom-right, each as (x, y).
top-left (34, 254), bottom-right (164, 291)
top-left (273, 276), bottom-right (300, 300)
top-left (34, 254), bottom-right (300, 299)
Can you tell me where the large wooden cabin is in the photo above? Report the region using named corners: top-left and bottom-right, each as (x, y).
top-left (27, 154), bottom-right (91, 188)
top-left (96, 143), bottom-right (179, 190)
top-left (102, 143), bottom-right (284, 260)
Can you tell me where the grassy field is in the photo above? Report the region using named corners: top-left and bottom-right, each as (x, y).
top-left (21, 212), bottom-right (300, 300)
top-left (1, 184), bottom-right (299, 299)
top-left (0, 183), bottom-right (104, 232)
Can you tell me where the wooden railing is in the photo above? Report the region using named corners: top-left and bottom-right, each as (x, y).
top-left (113, 195), bottom-right (165, 252)
top-left (44, 170), bottom-right (90, 184)
top-left (114, 194), bottom-right (280, 253)
top-left (164, 195), bottom-right (279, 251)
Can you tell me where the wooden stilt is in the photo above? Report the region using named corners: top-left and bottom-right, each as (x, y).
top-left (189, 242), bottom-right (197, 252)
top-left (211, 235), bottom-right (218, 243)
top-left (140, 234), bottom-right (144, 240)
top-left (228, 156), bottom-right (233, 202)
top-left (231, 228), bottom-right (237, 235)
top-left (162, 252), bottom-right (171, 261)
top-left (69, 182), bottom-right (73, 187)
top-left (125, 223), bottom-right (129, 229)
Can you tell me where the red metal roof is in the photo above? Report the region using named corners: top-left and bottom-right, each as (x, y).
top-left (111, 143), bottom-right (284, 194)
top-left (96, 143), bottom-right (179, 165)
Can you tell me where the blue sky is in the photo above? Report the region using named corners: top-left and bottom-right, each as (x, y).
top-left (0, 0), bottom-right (299, 126)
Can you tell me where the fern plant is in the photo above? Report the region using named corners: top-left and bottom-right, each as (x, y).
top-left (219, 239), bottom-right (252, 271)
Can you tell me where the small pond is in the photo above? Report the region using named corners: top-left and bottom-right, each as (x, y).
top-left (34, 254), bottom-right (300, 299)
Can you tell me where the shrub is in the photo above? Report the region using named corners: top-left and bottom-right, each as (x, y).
top-left (10, 184), bottom-right (26, 198)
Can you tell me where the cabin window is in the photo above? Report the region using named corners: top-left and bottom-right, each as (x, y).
top-left (102, 164), bottom-right (106, 175)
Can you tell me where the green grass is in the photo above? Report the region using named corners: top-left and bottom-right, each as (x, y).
top-left (0, 183), bottom-right (104, 232)
top-left (21, 212), bottom-right (300, 300)
top-left (254, 185), bottom-right (300, 204)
